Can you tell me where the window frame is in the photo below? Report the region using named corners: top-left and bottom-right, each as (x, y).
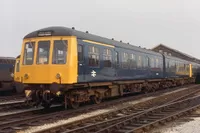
top-left (36, 41), bottom-right (51, 65)
top-left (122, 52), bottom-right (129, 69)
top-left (52, 40), bottom-right (68, 65)
top-left (129, 53), bottom-right (137, 69)
top-left (23, 42), bottom-right (35, 65)
top-left (88, 45), bottom-right (100, 67)
top-left (103, 48), bottom-right (112, 67)
top-left (137, 55), bottom-right (142, 68)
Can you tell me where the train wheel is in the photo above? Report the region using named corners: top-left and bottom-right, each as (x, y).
top-left (68, 100), bottom-right (80, 109)
top-left (91, 95), bottom-right (102, 104)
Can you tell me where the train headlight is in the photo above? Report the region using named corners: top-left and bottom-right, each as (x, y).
top-left (56, 91), bottom-right (61, 96)
top-left (24, 73), bottom-right (29, 79)
top-left (25, 90), bottom-right (32, 98)
top-left (56, 73), bottom-right (61, 79)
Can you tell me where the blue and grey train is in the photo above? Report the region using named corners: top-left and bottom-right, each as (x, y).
top-left (18, 26), bottom-right (200, 108)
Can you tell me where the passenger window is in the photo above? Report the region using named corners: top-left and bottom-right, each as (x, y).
top-left (52, 40), bottom-right (67, 64)
top-left (103, 48), bottom-right (112, 67)
top-left (143, 56), bottom-right (149, 68)
top-left (150, 58), bottom-right (155, 68)
top-left (122, 52), bottom-right (128, 69)
top-left (155, 58), bottom-right (159, 68)
top-left (129, 54), bottom-right (136, 69)
top-left (88, 46), bottom-right (99, 67)
top-left (78, 45), bottom-right (83, 62)
top-left (137, 56), bottom-right (142, 68)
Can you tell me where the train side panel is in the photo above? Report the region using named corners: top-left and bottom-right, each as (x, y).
top-left (77, 39), bottom-right (164, 83)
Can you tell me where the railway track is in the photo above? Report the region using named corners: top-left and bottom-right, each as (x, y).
top-left (79, 94), bottom-right (200, 133)
top-left (0, 85), bottom-right (181, 114)
top-left (0, 100), bottom-right (28, 112)
top-left (0, 85), bottom-right (198, 133)
top-left (0, 94), bottom-right (27, 113)
top-left (14, 84), bottom-right (199, 133)
top-left (0, 94), bottom-right (27, 112)
top-left (0, 94), bottom-right (24, 102)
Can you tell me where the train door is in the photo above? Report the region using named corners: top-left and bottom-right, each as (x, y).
top-left (146, 55), bottom-right (151, 77)
top-left (14, 58), bottom-right (20, 82)
top-left (114, 50), bottom-right (119, 79)
top-left (78, 44), bottom-right (86, 82)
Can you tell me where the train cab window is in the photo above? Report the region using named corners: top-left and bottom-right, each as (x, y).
top-left (52, 40), bottom-right (67, 64)
top-left (23, 42), bottom-right (35, 65)
top-left (122, 52), bottom-right (128, 69)
top-left (78, 45), bottom-right (83, 62)
top-left (37, 41), bottom-right (50, 64)
top-left (103, 48), bottom-right (112, 67)
top-left (88, 46), bottom-right (99, 67)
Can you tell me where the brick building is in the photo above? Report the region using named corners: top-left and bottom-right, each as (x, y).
top-left (151, 44), bottom-right (200, 64)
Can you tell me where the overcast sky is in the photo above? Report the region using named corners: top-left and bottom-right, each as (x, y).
top-left (1, 0), bottom-right (200, 58)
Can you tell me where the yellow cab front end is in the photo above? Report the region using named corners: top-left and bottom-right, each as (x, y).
top-left (20, 33), bottom-right (78, 107)
top-left (13, 55), bottom-right (24, 93)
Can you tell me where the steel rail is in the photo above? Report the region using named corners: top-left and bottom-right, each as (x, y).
top-left (30, 85), bottom-right (200, 133)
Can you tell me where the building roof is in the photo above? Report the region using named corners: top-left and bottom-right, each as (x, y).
top-left (152, 44), bottom-right (200, 63)
top-left (0, 56), bottom-right (15, 60)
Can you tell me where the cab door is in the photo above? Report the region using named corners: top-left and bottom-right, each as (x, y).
top-left (14, 57), bottom-right (24, 93)
top-left (77, 44), bottom-right (85, 82)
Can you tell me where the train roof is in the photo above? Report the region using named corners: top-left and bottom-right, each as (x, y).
top-left (0, 57), bottom-right (15, 64)
top-left (0, 56), bottom-right (15, 60)
top-left (24, 26), bottom-right (162, 56)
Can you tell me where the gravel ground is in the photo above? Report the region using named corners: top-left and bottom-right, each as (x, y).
top-left (18, 87), bottom-right (191, 133)
top-left (150, 109), bottom-right (200, 133)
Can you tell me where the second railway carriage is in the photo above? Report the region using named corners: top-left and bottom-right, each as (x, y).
top-left (19, 26), bottom-right (198, 108)
top-left (164, 55), bottom-right (190, 78)
top-left (0, 57), bottom-right (15, 93)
